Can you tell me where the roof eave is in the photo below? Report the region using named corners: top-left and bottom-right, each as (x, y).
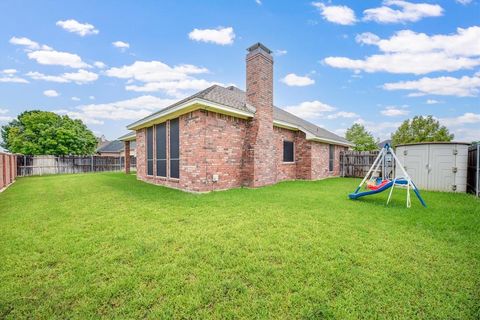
top-left (118, 132), bottom-right (136, 141)
top-left (127, 98), bottom-right (254, 131)
top-left (306, 134), bottom-right (354, 147)
top-left (273, 119), bottom-right (353, 147)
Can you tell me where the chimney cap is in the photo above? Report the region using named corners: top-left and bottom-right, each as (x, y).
top-left (247, 42), bottom-right (272, 54)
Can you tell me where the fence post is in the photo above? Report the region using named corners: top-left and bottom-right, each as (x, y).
top-left (91, 155), bottom-right (94, 173)
top-left (476, 143), bottom-right (479, 197)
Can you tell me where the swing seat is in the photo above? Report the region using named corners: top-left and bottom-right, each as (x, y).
top-left (367, 179), bottom-right (391, 191)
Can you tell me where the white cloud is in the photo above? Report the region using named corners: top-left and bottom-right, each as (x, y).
top-left (27, 70), bottom-right (98, 84)
top-left (2, 69), bottom-right (17, 74)
top-left (188, 27), bottom-right (235, 45)
top-left (368, 27), bottom-right (480, 56)
top-left (456, 0), bottom-right (472, 5)
top-left (57, 95), bottom-right (177, 125)
top-left (106, 61), bottom-right (208, 82)
top-left (380, 105), bottom-right (410, 116)
top-left (325, 53), bottom-right (479, 74)
top-left (125, 79), bottom-right (218, 95)
top-left (426, 99), bottom-right (441, 104)
top-left (9, 36), bottom-right (40, 50)
top-left (112, 41), bottom-right (130, 51)
top-left (449, 127), bottom-right (480, 142)
top-left (275, 49), bottom-right (288, 56)
top-left (0, 108), bottom-right (9, 114)
top-left (383, 74), bottom-right (480, 97)
top-left (280, 73), bottom-right (315, 86)
top-left (94, 61), bottom-right (107, 69)
top-left (363, 0), bottom-right (443, 24)
top-left (312, 2), bottom-right (357, 25)
top-left (62, 70), bottom-right (98, 84)
top-left (255, 0), bottom-right (262, 5)
top-left (72, 97), bottom-right (80, 101)
top-left (0, 68), bottom-right (27, 83)
top-left (56, 19), bottom-right (99, 36)
top-left (440, 112), bottom-right (480, 127)
top-left (283, 100), bottom-right (336, 119)
top-left (0, 115), bottom-right (13, 123)
top-left (355, 32), bottom-right (381, 45)
top-left (326, 111), bottom-right (358, 119)
top-left (354, 117), bottom-right (401, 140)
top-left (89, 96), bottom-right (95, 100)
top-left (43, 89), bottom-right (59, 97)
top-left (324, 26), bottom-right (480, 74)
top-left (28, 50), bottom-right (91, 68)
top-left (26, 72), bottom-right (68, 83)
top-left (105, 60), bottom-right (214, 96)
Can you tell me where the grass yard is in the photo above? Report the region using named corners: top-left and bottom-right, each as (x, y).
top-left (0, 173), bottom-right (479, 319)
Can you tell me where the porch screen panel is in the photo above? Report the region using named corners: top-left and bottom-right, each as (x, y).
top-left (156, 123), bottom-right (167, 177)
top-left (329, 144), bottom-right (335, 172)
top-left (146, 127), bottom-right (154, 175)
top-left (169, 118), bottom-right (179, 178)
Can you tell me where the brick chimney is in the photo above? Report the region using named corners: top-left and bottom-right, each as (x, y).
top-left (243, 43), bottom-right (277, 187)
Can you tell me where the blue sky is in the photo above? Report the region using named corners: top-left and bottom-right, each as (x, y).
top-left (0, 0), bottom-right (479, 142)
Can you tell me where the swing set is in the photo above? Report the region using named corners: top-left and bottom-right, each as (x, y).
top-left (348, 144), bottom-right (427, 208)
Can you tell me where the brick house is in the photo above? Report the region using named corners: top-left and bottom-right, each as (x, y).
top-left (120, 43), bottom-right (352, 192)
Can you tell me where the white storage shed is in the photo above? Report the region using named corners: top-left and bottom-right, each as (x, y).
top-left (395, 142), bottom-right (469, 193)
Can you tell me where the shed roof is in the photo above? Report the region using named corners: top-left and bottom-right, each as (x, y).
top-left (395, 141), bottom-right (471, 147)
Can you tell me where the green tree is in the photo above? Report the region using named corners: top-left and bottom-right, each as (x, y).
top-left (1, 110), bottom-right (97, 155)
top-left (391, 115), bottom-right (453, 146)
top-left (345, 123), bottom-right (378, 151)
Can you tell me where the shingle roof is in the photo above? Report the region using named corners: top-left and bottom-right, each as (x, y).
top-left (96, 140), bottom-right (136, 153)
top-left (127, 84), bottom-right (351, 146)
top-left (200, 85), bottom-right (351, 145)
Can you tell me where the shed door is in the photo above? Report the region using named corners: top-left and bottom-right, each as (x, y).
top-left (400, 146), bottom-right (429, 190)
top-left (428, 145), bottom-right (454, 192)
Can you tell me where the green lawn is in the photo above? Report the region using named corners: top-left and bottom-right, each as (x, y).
top-left (0, 173), bottom-right (479, 319)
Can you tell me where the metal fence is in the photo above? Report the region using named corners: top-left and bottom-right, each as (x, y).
top-left (17, 155), bottom-right (136, 177)
top-left (340, 150), bottom-right (387, 178)
top-left (467, 143), bottom-right (479, 197)
top-left (1, 152), bottom-right (17, 190)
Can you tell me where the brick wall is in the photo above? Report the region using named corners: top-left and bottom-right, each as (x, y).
top-left (274, 127), bottom-right (296, 181)
top-left (244, 45), bottom-right (277, 187)
top-left (135, 113), bottom-right (346, 192)
top-left (136, 110), bottom-right (248, 192)
top-left (295, 132), bottom-right (312, 180)
top-left (311, 143), bottom-right (345, 179)
top-left (0, 152), bottom-right (17, 191)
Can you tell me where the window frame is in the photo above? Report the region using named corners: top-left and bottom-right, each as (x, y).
top-left (155, 122), bottom-right (167, 178)
top-left (283, 140), bottom-right (295, 163)
top-left (146, 126), bottom-right (154, 176)
top-left (169, 118), bottom-right (180, 179)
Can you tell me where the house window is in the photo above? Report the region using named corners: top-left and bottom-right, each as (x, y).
top-left (169, 118), bottom-right (180, 179)
top-left (155, 123), bottom-right (167, 177)
top-left (146, 127), bottom-right (154, 176)
top-left (329, 144), bottom-right (335, 172)
top-left (283, 140), bottom-right (294, 163)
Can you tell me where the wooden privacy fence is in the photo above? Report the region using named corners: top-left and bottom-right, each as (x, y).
top-left (340, 150), bottom-right (388, 178)
top-left (17, 155), bottom-right (136, 177)
top-left (0, 152), bottom-right (17, 190)
top-left (467, 143), bottom-right (479, 197)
